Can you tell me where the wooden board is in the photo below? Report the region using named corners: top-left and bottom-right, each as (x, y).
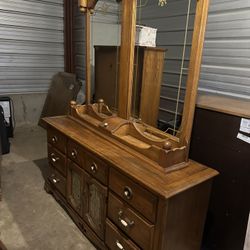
top-left (180, 0), bottom-right (210, 147)
top-left (39, 72), bottom-right (81, 128)
top-left (190, 108), bottom-right (250, 250)
top-left (139, 48), bottom-right (165, 126)
top-left (197, 94), bottom-right (250, 118)
top-left (118, 0), bottom-right (137, 119)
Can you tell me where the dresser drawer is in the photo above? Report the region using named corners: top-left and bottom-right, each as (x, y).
top-left (48, 145), bottom-right (66, 176)
top-left (85, 153), bottom-right (108, 185)
top-left (108, 192), bottom-right (154, 250)
top-left (109, 169), bottom-right (157, 223)
top-left (48, 167), bottom-right (66, 197)
top-left (106, 219), bottom-right (140, 250)
top-left (48, 128), bottom-right (66, 154)
top-left (68, 140), bottom-right (86, 167)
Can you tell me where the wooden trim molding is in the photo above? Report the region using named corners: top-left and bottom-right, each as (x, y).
top-left (64, 0), bottom-right (75, 73)
top-left (180, 0), bottom-right (210, 147)
top-left (197, 94), bottom-right (250, 118)
top-left (118, 0), bottom-right (137, 119)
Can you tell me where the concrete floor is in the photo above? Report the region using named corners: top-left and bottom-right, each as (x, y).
top-left (0, 126), bottom-right (95, 250)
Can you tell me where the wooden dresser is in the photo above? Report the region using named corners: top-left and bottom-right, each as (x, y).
top-left (44, 115), bottom-right (218, 250)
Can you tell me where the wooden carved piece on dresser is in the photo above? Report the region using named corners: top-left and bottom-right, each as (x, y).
top-left (42, 0), bottom-right (218, 250)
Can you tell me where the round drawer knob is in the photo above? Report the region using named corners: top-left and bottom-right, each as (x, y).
top-left (51, 136), bottom-right (58, 144)
top-left (90, 163), bottom-right (98, 173)
top-left (71, 149), bottom-right (77, 158)
top-left (123, 186), bottom-right (133, 200)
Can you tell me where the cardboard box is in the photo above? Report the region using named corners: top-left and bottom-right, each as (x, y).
top-left (136, 25), bottom-right (157, 47)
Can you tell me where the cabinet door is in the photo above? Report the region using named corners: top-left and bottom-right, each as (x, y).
top-left (83, 172), bottom-right (107, 240)
top-left (67, 160), bottom-right (83, 215)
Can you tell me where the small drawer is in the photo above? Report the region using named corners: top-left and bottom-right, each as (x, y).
top-left (108, 192), bottom-right (154, 250)
top-left (85, 153), bottom-right (108, 185)
top-left (48, 145), bottom-right (66, 176)
top-left (106, 219), bottom-right (140, 250)
top-left (48, 128), bottom-right (66, 154)
top-left (48, 167), bottom-right (66, 197)
top-left (109, 169), bottom-right (157, 223)
top-left (68, 140), bottom-right (86, 167)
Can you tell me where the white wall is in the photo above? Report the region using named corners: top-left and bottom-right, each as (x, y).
top-left (7, 93), bottom-right (47, 128)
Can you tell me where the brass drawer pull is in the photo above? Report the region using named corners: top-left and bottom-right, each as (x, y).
top-left (123, 186), bottom-right (133, 200)
top-left (51, 174), bottom-right (60, 184)
top-left (118, 210), bottom-right (134, 228)
top-left (116, 240), bottom-right (125, 250)
top-left (50, 153), bottom-right (59, 163)
top-left (90, 162), bottom-right (98, 173)
top-left (71, 149), bottom-right (78, 158)
top-left (51, 136), bottom-right (58, 144)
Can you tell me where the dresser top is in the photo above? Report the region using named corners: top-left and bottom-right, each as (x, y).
top-left (43, 116), bottom-right (218, 199)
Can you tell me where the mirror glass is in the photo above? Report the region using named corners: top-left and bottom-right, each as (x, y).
top-left (132, 0), bottom-right (197, 136)
top-left (90, 0), bottom-right (121, 111)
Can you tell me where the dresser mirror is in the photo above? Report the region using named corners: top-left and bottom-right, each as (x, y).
top-left (75, 0), bottom-right (209, 167)
top-left (88, 0), bottom-right (122, 111)
top-left (131, 0), bottom-right (197, 136)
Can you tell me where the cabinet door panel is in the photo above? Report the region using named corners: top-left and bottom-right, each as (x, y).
top-left (67, 160), bottom-right (83, 215)
top-left (83, 172), bottom-right (108, 240)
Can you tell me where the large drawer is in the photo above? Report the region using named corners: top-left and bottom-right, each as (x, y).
top-left (68, 140), bottom-right (86, 167)
top-left (48, 145), bottom-right (66, 176)
top-left (109, 168), bottom-right (157, 223)
top-left (108, 192), bottom-right (154, 250)
top-left (48, 166), bottom-right (66, 197)
top-left (106, 219), bottom-right (140, 250)
top-left (85, 153), bottom-right (108, 185)
top-left (48, 128), bottom-right (66, 154)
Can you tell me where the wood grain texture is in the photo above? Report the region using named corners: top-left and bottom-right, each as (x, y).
top-left (67, 160), bottom-right (84, 215)
top-left (139, 48), bottom-right (165, 126)
top-left (197, 93), bottom-right (250, 118)
top-left (105, 219), bottom-right (140, 250)
top-left (46, 181), bottom-right (107, 250)
top-left (118, 0), bottom-right (137, 119)
top-left (180, 0), bottom-right (210, 147)
top-left (190, 108), bottom-right (250, 250)
top-left (49, 166), bottom-right (66, 197)
top-left (82, 171), bottom-right (107, 240)
top-left (47, 127), bottom-right (67, 154)
top-left (43, 116), bottom-right (218, 199)
top-left (156, 180), bottom-right (212, 250)
top-left (109, 168), bottom-right (157, 223)
top-left (48, 144), bottom-right (67, 176)
top-left (68, 139), bottom-right (86, 168)
top-left (108, 192), bottom-right (155, 250)
top-left (94, 46), bottom-right (119, 109)
top-left (85, 10), bottom-right (91, 104)
top-left (85, 152), bottom-right (109, 185)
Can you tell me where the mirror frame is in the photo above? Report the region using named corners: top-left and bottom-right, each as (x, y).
top-left (80, 0), bottom-right (210, 149)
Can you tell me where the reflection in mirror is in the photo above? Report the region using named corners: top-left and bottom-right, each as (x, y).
top-left (132, 0), bottom-right (197, 136)
top-left (90, 0), bottom-right (121, 111)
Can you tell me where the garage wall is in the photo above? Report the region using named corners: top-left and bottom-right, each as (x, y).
top-left (73, 0), bottom-right (121, 82)
top-left (199, 0), bottom-right (250, 100)
top-left (138, 0), bottom-right (196, 125)
top-left (0, 0), bottom-right (64, 94)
